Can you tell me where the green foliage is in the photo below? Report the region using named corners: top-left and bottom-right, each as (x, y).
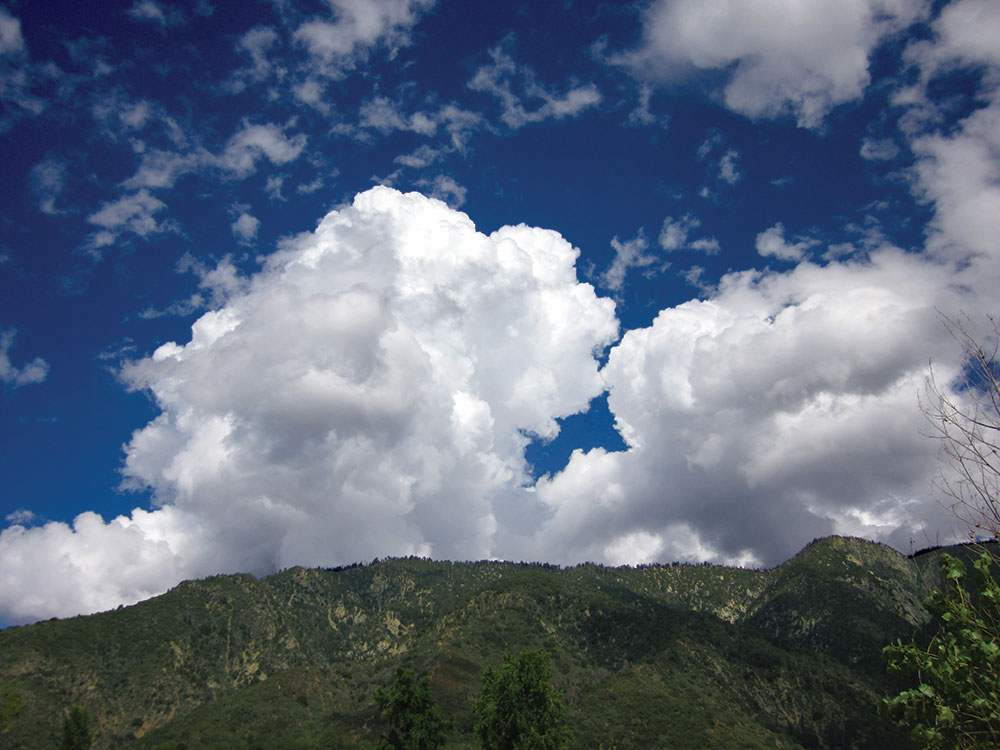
top-left (883, 551), bottom-right (1000, 749)
top-left (62, 705), bottom-right (92, 750)
top-left (473, 650), bottom-right (570, 750)
top-left (0, 536), bottom-right (938, 749)
top-left (0, 680), bottom-right (25, 730)
top-left (374, 668), bottom-right (451, 750)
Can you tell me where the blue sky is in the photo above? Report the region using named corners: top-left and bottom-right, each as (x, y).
top-left (1, 0), bottom-right (999, 625)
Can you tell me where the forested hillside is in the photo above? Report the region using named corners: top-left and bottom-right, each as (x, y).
top-left (0, 536), bottom-right (964, 749)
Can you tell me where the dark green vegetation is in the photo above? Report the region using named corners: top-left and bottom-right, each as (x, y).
top-left (376, 668), bottom-right (452, 750)
top-left (473, 650), bottom-right (569, 750)
top-left (883, 550), bottom-right (1000, 749)
top-left (0, 536), bottom-right (974, 749)
top-left (61, 705), bottom-right (93, 750)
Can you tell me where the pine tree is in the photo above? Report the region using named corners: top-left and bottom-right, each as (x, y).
top-left (61, 705), bottom-right (92, 750)
top-left (375, 668), bottom-right (451, 750)
top-left (473, 650), bottom-right (570, 750)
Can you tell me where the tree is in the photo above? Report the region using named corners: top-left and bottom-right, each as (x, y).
top-left (60, 705), bottom-right (92, 750)
top-left (473, 650), bottom-right (570, 750)
top-left (882, 551), bottom-right (1000, 748)
top-left (882, 314), bottom-right (1000, 748)
top-left (374, 668), bottom-right (451, 750)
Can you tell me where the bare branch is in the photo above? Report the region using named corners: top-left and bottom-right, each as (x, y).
top-left (924, 314), bottom-right (1000, 540)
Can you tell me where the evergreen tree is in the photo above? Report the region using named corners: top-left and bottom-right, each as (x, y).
top-left (374, 668), bottom-right (451, 750)
top-left (473, 650), bottom-right (570, 750)
top-left (61, 705), bottom-right (92, 750)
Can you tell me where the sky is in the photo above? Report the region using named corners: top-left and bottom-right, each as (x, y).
top-left (0, 0), bottom-right (998, 626)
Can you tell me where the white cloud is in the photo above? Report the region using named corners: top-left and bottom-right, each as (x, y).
top-left (0, 7), bottom-right (25, 56)
top-left (5, 509), bottom-right (35, 525)
top-left (141, 254), bottom-right (248, 319)
top-left (860, 137), bottom-right (899, 161)
top-left (658, 214), bottom-right (720, 254)
top-left (294, 0), bottom-right (435, 74)
top-left (0, 508), bottom-right (191, 623)
top-left (123, 150), bottom-right (199, 190)
top-left (395, 144), bottom-right (445, 169)
top-left (414, 174), bottom-right (466, 207)
top-left (469, 41), bottom-right (602, 129)
top-left (265, 174), bottom-right (286, 201)
top-left (359, 95), bottom-right (432, 134)
top-left (86, 189), bottom-right (175, 250)
top-left (228, 26), bottom-right (282, 93)
top-left (0, 188), bottom-right (618, 624)
top-left (126, 1), bottom-right (184, 27)
top-left (293, 79), bottom-right (326, 110)
top-left (535, 250), bottom-right (966, 567)
top-left (0, 7), bottom-right (44, 133)
top-left (755, 222), bottom-right (818, 261)
top-left (0, 329), bottom-right (49, 388)
top-left (215, 121), bottom-right (308, 178)
top-left (632, 0), bottom-right (929, 128)
top-left (899, 1), bottom-right (1000, 287)
top-left (599, 229), bottom-right (660, 293)
top-left (296, 175), bottom-right (326, 195)
top-left (29, 156), bottom-right (68, 215)
top-left (628, 83), bottom-right (661, 127)
top-left (231, 212), bottom-right (260, 244)
top-left (353, 97), bottom-right (482, 148)
top-left (718, 148), bottom-right (742, 185)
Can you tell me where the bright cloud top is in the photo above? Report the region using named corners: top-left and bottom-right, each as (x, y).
top-left (0, 188), bottom-right (617, 624)
top-left (536, 251), bottom-right (963, 568)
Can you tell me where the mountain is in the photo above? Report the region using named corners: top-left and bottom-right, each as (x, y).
top-left (0, 536), bottom-right (956, 749)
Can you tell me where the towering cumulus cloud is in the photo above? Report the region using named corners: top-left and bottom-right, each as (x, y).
top-left (535, 253), bottom-right (966, 568)
top-left (0, 188), bottom-right (617, 624)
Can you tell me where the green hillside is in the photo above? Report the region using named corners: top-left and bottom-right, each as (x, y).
top-left (0, 536), bottom-right (954, 749)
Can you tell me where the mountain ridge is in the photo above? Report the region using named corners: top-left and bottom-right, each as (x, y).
top-left (0, 535), bottom-right (958, 749)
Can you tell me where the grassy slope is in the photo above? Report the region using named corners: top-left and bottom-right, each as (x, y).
top-left (0, 536), bottom-right (946, 749)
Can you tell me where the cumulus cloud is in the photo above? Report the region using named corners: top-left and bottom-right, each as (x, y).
top-left (0, 188), bottom-right (617, 624)
top-left (0, 508), bottom-right (190, 622)
top-left (0, 329), bottom-right (49, 388)
top-left (535, 250), bottom-right (966, 567)
top-left (469, 40), bottom-right (602, 129)
top-left (631, 0), bottom-right (929, 127)
top-left (903, 0), bottom-right (1000, 281)
top-left (755, 222), bottom-right (818, 261)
